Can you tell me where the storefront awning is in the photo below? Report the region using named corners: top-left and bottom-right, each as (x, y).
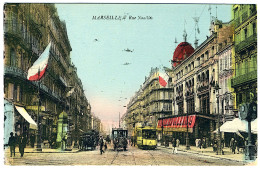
top-left (15, 106), bottom-right (37, 130)
top-left (157, 115), bottom-right (196, 132)
top-left (214, 118), bottom-right (257, 134)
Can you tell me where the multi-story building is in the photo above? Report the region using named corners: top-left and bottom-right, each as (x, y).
top-left (125, 67), bottom-right (173, 138)
top-left (231, 4), bottom-right (257, 109)
top-left (4, 4), bottom-right (92, 149)
top-left (159, 19), bottom-right (234, 146)
top-left (217, 24), bottom-right (235, 122)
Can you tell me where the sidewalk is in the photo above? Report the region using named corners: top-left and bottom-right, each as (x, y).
top-left (4, 146), bottom-right (80, 154)
top-left (158, 144), bottom-right (251, 163)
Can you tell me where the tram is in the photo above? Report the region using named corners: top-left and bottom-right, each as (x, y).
top-left (136, 126), bottom-right (157, 150)
top-left (80, 130), bottom-right (99, 151)
top-left (112, 128), bottom-right (128, 151)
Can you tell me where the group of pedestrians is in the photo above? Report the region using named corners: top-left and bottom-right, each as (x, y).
top-left (8, 132), bottom-right (27, 157)
top-left (195, 138), bottom-right (207, 149)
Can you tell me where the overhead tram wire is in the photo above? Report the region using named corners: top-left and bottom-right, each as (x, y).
top-left (187, 5), bottom-right (207, 42)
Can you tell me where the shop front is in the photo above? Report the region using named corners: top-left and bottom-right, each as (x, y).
top-left (157, 114), bottom-right (215, 146)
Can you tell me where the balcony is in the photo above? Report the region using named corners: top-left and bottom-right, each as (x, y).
top-left (234, 9), bottom-right (256, 28)
top-left (60, 55), bottom-right (69, 71)
top-left (4, 66), bottom-right (27, 79)
top-left (231, 70), bottom-right (257, 87)
top-left (5, 65), bottom-right (61, 101)
top-left (235, 33), bottom-right (257, 53)
top-left (4, 20), bottom-right (31, 51)
top-left (59, 76), bottom-right (68, 87)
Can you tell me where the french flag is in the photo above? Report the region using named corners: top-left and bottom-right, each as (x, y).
top-left (27, 42), bottom-right (51, 81)
top-left (159, 71), bottom-right (169, 87)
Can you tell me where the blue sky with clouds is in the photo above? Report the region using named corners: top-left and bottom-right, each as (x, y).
top-left (56, 3), bottom-right (232, 130)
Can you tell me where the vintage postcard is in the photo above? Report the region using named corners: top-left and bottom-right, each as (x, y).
top-left (1, 0), bottom-right (258, 166)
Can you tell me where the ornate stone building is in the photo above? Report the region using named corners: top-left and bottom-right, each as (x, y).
top-left (4, 4), bottom-right (92, 149)
top-left (159, 19), bottom-right (234, 146)
top-left (125, 67), bottom-right (173, 138)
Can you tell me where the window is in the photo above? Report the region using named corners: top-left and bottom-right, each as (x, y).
top-left (205, 51), bottom-right (209, 60)
top-left (253, 23), bottom-right (256, 34)
top-left (17, 85), bottom-right (21, 102)
top-left (197, 57), bottom-right (200, 66)
top-left (8, 83), bottom-right (14, 100)
top-left (10, 48), bottom-right (16, 66)
top-left (225, 54), bottom-right (228, 69)
top-left (220, 59), bottom-right (222, 71)
top-left (230, 53), bottom-right (232, 67)
top-left (211, 46), bottom-right (215, 56)
top-left (201, 54), bottom-right (204, 63)
top-left (219, 43), bottom-right (222, 50)
top-left (244, 28), bottom-right (247, 39)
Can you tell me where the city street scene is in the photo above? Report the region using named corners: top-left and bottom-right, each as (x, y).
top-left (2, 2), bottom-right (258, 166)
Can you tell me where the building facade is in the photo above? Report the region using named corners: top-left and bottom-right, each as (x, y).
top-left (125, 67), bottom-right (173, 139)
top-left (231, 4), bottom-right (257, 109)
top-left (4, 4), bottom-right (92, 149)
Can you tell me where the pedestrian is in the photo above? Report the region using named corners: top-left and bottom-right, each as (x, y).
top-left (30, 134), bottom-right (35, 148)
top-left (18, 134), bottom-right (27, 157)
top-left (231, 139), bottom-right (237, 154)
top-left (213, 139), bottom-right (217, 152)
top-left (202, 137), bottom-right (207, 149)
top-left (104, 139), bottom-right (107, 151)
top-left (99, 136), bottom-right (104, 155)
top-left (172, 138), bottom-right (177, 154)
top-left (8, 132), bottom-right (16, 157)
top-left (230, 138), bottom-right (234, 151)
top-left (198, 138), bottom-right (202, 149)
top-left (195, 139), bottom-right (198, 148)
top-left (176, 138), bottom-right (180, 147)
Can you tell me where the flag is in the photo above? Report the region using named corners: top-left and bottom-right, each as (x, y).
top-left (159, 71), bottom-right (169, 87)
top-left (27, 42), bottom-right (51, 81)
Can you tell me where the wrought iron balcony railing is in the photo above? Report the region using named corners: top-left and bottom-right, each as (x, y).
top-left (235, 33), bottom-right (257, 53)
top-left (231, 70), bottom-right (257, 87)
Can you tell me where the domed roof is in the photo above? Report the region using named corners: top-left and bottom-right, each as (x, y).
top-left (172, 42), bottom-right (194, 67)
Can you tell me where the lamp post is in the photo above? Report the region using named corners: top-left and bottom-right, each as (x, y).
top-left (215, 82), bottom-right (222, 155)
top-left (186, 111), bottom-right (190, 150)
top-left (35, 69), bottom-right (42, 151)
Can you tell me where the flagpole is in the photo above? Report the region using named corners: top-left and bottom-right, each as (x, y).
top-left (36, 68), bottom-right (42, 151)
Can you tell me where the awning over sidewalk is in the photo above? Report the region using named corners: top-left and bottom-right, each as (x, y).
top-left (15, 106), bottom-right (37, 130)
top-left (157, 115), bottom-right (196, 132)
top-left (213, 118), bottom-right (257, 134)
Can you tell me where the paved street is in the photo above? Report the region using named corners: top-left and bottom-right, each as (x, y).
top-left (4, 144), bottom-right (248, 166)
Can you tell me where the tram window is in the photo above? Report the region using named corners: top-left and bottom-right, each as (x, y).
top-left (113, 131), bottom-right (118, 138)
top-left (142, 130), bottom-right (156, 139)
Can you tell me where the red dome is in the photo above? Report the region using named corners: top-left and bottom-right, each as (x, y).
top-left (172, 42), bottom-right (194, 67)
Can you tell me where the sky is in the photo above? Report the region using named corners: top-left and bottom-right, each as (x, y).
top-left (55, 3), bottom-right (232, 133)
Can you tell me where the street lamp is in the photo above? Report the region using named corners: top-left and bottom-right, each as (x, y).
top-left (214, 82), bottom-right (222, 155)
top-left (35, 69), bottom-right (42, 151)
top-left (186, 111), bottom-right (190, 150)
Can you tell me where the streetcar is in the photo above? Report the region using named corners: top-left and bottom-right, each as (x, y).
top-left (80, 130), bottom-right (99, 151)
top-left (136, 126), bottom-right (157, 150)
top-left (112, 128), bottom-right (128, 151)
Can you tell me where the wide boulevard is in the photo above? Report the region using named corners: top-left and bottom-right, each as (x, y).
top-left (4, 144), bottom-right (247, 166)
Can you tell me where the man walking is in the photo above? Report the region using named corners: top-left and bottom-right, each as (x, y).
top-left (172, 138), bottom-right (177, 154)
top-left (99, 136), bottom-right (104, 155)
top-left (8, 132), bottom-right (16, 157)
top-left (18, 134), bottom-right (27, 157)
